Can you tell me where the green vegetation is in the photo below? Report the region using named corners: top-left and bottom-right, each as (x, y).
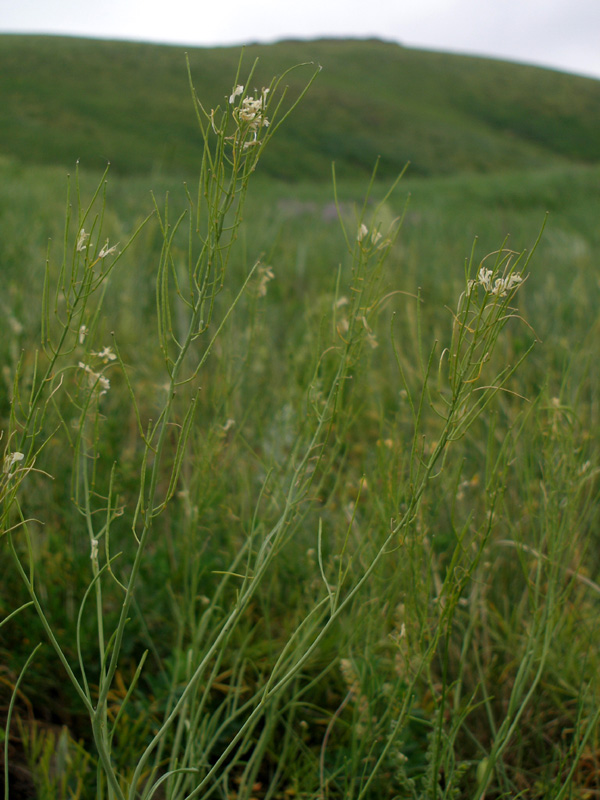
top-left (1, 38), bottom-right (599, 800)
top-left (2, 35), bottom-right (600, 179)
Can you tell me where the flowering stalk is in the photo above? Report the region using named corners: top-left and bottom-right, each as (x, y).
top-left (0, 57), bottom-right (322, 799)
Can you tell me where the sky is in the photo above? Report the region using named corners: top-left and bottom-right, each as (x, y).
top-left (2, 0), bottom-right (600, 81)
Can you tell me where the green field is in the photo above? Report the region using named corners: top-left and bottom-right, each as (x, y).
top-left (1, 35), bottom-right (599, 800)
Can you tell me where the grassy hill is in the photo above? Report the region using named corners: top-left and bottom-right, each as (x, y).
top-left (2, 34), bottom-right (600, 181)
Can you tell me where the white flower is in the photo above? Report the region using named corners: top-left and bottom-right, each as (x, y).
top-left (471, 267), bottom-right (524, 298)
top-left (76, 229), bottom-right (90, 252)
top-left (3, 451), bottom-right (24, 473)
top-left (78, 324), bottom-right (89, 344)
top-left (492, 272), bottom-right (523, 297)
top-left (357, 224), bottom-right (385, 246)
top-left (90, 538), bottom-right (99, 562)
top-left (98, 240), bottom-right (119, 259)
top-left (234, 87), bottom-right (270, 137)
top-left (92, 346), bottom-right (117, 362)
top-left (78, 362), bottom-right (110, 395)
top-left (229, 84), bottom-right (244, 104)
top-left (477, 267), bottom-right (494, 293)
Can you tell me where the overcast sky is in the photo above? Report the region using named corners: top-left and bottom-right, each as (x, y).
top-left (3, 0), bottom-right (600, 80)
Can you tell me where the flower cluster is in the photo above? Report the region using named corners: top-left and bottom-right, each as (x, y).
top-left (230, 85), bottom-right (270, 139)
top-left (98, 240), bottom-right (119, 260)
top-left (92, 346), bottom-right (117, 364)
top-left (469, 267), bottom-right (524, 298)
top-left (77, 338), bottom-right (116, 396)
top-left (78, 362), bottom-right (111, 395)
top-left (76, 229), bottom-right (119, 259)
top-left (357, 223), bottom-right (382, 246)
top-left (356, 221), bottom-right (395, 252)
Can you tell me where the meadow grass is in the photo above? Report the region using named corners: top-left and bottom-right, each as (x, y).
top-left (1, 57), bottom-right (599, 800)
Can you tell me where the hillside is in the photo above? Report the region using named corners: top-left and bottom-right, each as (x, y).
top-left (2, 34), bottom-right (600, 180)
